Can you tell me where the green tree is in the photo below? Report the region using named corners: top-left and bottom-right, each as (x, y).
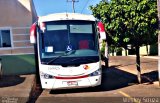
top-left (90, 0), bottom-right (158, 83)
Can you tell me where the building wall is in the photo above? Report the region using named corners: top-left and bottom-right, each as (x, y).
top-left (140, 44), bottom-right (158, 55)
top-left (0, 0), bottom-right (37, 55)
top-left (116, 44), bottom-right (158, 56)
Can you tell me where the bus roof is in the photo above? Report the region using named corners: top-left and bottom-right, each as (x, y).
top-left (38, 13), bottom-right (96, 22)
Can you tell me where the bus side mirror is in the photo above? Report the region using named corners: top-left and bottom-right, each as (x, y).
top-left (97, 22), bottom-right (106, 40)
top-left (30, 23), bottom-right (37, 44)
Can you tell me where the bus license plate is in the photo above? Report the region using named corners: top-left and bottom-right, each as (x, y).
top-left (67, 81), bottom-right (78, 86)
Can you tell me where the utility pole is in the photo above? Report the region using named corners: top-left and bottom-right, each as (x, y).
top-left (157, 0), bottom-right (160, 86)
top-left (67, 0), bottom-right (79, 13)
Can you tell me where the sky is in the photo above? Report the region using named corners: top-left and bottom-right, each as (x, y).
top-left (33, 0), bottom-right (102, 16)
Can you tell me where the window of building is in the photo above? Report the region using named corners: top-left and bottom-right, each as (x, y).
top-left (0, 29), bottom-right (12, 48)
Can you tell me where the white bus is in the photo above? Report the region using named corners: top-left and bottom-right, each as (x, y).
top-left (30, 13), bottom-right (106, 89)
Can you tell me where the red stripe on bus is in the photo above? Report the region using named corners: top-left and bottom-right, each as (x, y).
top-left (55, 75), bottom-right (89, 79)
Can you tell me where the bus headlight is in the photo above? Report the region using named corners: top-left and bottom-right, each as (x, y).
top-left (40, 72), bottom-right (53, 79)
top-left (89, 69), bottom-right (101, 76)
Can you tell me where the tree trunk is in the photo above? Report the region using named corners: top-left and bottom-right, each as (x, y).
top-left (112, 49), bottom-right (114, 56)
top-left (0, 58), bottom-right (2, 79)
top-left (135, 45), bottom-right (141, 83)
top-left (157, 0), bottom-right (160, 87)
top-left (125, 49), bottom-right (128, 56)
top-left (105, 41), bottom-right (109, 68)
top-left (146, 45), bottom-right (149, 56)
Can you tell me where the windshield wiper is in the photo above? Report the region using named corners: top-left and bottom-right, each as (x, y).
top-left (46, 50), bottom-right (76, 65)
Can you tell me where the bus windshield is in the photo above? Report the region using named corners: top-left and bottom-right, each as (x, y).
top-left (39, 20), bottom-right (99, 65)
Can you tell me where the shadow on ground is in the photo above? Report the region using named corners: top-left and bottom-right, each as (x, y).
top-left (49, 66), bottom-right (158, 94)
top-left (0, 75), bottom-right (25, 87)
top-left (142, 71), bottom-right (158, 84)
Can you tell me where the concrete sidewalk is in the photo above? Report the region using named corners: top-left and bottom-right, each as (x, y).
top-left (0, 74), bottom-right (35, 103)
top-left (128, 55), bottom-right (158, 59)
top-left (141, 55), bottom-right (158, 59)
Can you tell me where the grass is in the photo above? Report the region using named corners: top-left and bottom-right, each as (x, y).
top-left (0, 54), bottom-right (36, 75)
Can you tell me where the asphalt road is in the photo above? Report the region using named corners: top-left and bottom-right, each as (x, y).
top-left (31, 56), bottom-right (160, 103)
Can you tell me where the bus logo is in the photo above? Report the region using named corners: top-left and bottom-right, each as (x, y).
top-left (48, 67), bottom-right (60, 70)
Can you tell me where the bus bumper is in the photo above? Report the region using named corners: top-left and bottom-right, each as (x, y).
top-left (40, 75), bottom-right (101, 90)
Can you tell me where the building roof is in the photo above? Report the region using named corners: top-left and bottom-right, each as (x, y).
top-left (38, 13), bottom-right (96, 22)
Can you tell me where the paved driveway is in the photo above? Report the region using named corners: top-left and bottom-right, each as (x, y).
top-left (30, 56), bottom-right (159, 103)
